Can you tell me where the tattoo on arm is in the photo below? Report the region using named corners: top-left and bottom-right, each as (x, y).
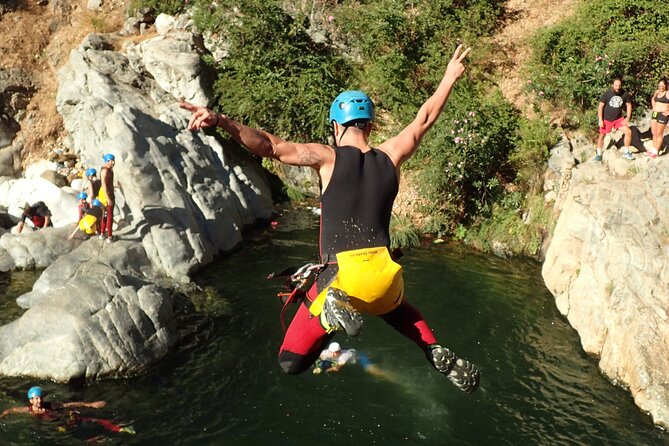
top-left (297, 147), bottom-right (319, 166)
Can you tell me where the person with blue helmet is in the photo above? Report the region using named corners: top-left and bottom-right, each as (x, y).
top-left (1, 385), bottom-right (106, 418)
top-left (0, 385), bottom-right (134, 435)
top-left (76, 191), bottom-right (89, 220)
top-left (86, 167), bottom-right (101, 202)
top-left (180, 45), bottom-right (479, 393)
top-left (98, 153), bottom-right (116, 243)
top-left (69, 198), bottom-right (105, 240)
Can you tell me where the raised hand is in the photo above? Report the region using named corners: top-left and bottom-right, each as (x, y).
top-left (179, 100), bottom-right (219, 130)
top-left (444, 44), bottom-right (472, 83)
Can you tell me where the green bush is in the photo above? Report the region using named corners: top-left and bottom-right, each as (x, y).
top-left (510, 117), bottom-right (559, 194)
top-left (329, 0), bottom-right (504, 121)
top-left (389, 214), bottom-right (421, 250)
top-left (528, 0), bottom-right (669, 113)
top-left (408, 85), bottom-right (519, 233)
top-left (465, 194), bottom-right (553, 258)
top-left (192, 0), bottom-right (351, 143)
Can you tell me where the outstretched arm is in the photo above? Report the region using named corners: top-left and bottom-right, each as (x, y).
top-left (379, 44), bottom-right (471, 167)
top-left (179, 101), bottom-right (333, 169)
top-left (0, 407), bottom-right (28, 418)
top-left (61, 401), bottom-right (107, 409)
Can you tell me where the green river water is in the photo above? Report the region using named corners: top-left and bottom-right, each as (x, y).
top-left (0, 206), bottom-right (667, 445)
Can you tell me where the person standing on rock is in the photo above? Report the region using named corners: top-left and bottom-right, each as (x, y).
top-left (180, 45), bottom-right (480, 394)
top-left (86, 168), bottom-right (101, 204)
top-left (98, 154), bottom-right (116, 243)
top-left (16, 201), bottom-right (52, 234)
top-left (595, 77), bottom-right (634, 162)
top-left (649, 77), bottom-right (669, 158)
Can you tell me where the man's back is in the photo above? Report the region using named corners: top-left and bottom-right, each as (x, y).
top-left (320, 146), bottom-right (398, 257)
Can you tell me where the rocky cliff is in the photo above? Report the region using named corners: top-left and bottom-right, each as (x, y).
top-left (0, 13), bottom-right (274, 381)
top-left (542, 128), bottom-right (669, 427)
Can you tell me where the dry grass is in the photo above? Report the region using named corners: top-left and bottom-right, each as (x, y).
top-left (493, 0), bottom-right (579, 117)
top-left (0, 0), bottom-right (129, 166)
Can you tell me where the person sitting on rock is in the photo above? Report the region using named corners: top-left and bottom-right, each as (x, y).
top-left (0, 386), bottom-right (134, 435)
top-left (16, 201), bottom-right (52, 234)
top-left (76, 191), bottom-right (90, 221)
top-left (68, 199), bottom-right (104, 240)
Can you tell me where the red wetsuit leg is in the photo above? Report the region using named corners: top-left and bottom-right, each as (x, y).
top-left (77, 416), bottom-right (122, 432)
top-left (277, 284), bottom-right (332, 374)
top-left (105, 205), bottom-right (113, 237)
top-left (380, 300), bottom-right (438, 349)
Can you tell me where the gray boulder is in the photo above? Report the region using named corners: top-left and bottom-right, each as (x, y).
top-left (0, 240), bottom-right (177, 381)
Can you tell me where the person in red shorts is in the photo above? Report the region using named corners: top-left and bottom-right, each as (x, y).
top-left (595, 77), bottom-right (634, 161)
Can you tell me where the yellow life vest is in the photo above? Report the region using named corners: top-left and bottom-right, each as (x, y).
top-left (97, 187), bottom-right (109, 206)
top-left (79, 214), bottom-right (98, 235)
top-left (309, 246), bottom-right (404, 316)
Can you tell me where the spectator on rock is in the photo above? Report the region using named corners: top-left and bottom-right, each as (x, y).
top-left (649, 77), bottom-right (669, 158)
top-left (594, 77), bottom-right (634, 162)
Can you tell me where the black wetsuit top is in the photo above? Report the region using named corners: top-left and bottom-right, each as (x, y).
top-left (316, 146), bottom-right (398, 290)
top-left (90, 179), bottom-right (101, 198)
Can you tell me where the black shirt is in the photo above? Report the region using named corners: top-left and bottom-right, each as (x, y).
top-left (600, 88), bottom-right (630, 122)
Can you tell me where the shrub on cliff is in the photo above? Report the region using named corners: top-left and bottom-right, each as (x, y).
top-left (527, 0), bottom-right (669, 113)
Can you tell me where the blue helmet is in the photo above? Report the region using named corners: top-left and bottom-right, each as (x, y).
top-left (103, 153), bottom-right (115, 162)
top-left (27, 386), bottom-right (42, 399)
top-left (92, 199), bottom-right (103, 207)
top-left (86, 168), bottom-right (97, 178)
top-left (77, 192), bottom-right (88, 200)
top-left (329, 90), bottom-right (375, 126)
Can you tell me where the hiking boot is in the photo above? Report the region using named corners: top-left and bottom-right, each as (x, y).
top-left (321, 287), bottom-right (363, 337)
top-left (427, 344), bottom-right (480, 394)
